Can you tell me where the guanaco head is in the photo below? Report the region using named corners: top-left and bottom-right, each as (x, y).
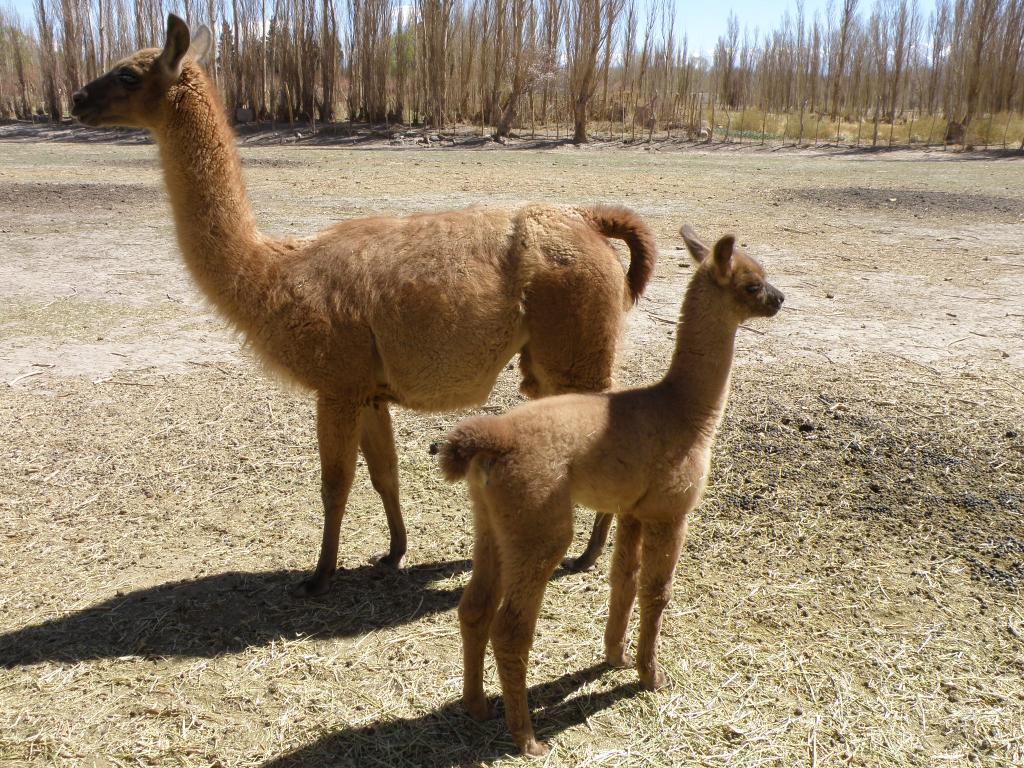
top-left (680, 224), bottom-right (785, 319)
top-left (71, 15), bottom-right (213, 130)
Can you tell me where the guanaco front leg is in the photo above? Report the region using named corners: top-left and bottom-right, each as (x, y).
top-left (295, 397), bottom-right (362, 598)
top-left (636, 516), bottom-right (688, 690)
top-left (360, 403), bottom-right (406, 568)
top-left (604, 514), bottom-right (642, 667)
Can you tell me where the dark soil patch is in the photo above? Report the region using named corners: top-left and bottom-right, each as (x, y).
top-left (92, 155), bottom-right (302, 170)
top-left (779, 185), bottom-right (1024, 221)
top-left (238, 156), bottom-right (307, 168)
top-left (93, 156), bottom-right (161, 169)
top-left (0, 181), bottom-right (162, 213)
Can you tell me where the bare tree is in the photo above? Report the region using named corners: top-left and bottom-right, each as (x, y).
top-left (420, 0), bottom-right (454, 126)
top-left (886, 0), bottom-right (915, 120)
top-left (995, 0), bottom-right (1024, 112)
top-left (830, 0), bottom-right (859, 120)
top-left (565, 0), bottom-right (616, 142)
top-left (34, 0), bottom-right (60, 119)
top-left (715, 10), bottom-right (740, 107)
top-left (494, 0), bottom-right (537, 136)
top-left (349, 0), bottom-right (391, 122)
top-left (319, 0), bottom-right (339, 121)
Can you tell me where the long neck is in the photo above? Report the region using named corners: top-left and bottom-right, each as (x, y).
top-left (152, 62), bottom-right (275, 326)
top-left (660, 272), bottom-right (740, 435)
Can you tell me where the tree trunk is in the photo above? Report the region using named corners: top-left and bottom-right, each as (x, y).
top-left (573, 95), bottom-right (589, 143)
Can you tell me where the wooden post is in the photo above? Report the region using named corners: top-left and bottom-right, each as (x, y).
top-left (872, 96), bottom-right (881, 147)
top-left (626, 92), bottom-right (634, 143)
top-left (761, 106), bottom-right (767, 146)
top-left (697, 93), bottom-right (703, 141)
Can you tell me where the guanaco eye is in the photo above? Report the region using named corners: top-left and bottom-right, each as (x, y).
top-left (118, 68), bottom-right (140, 85)
top-left (745, 283), bottom-right (762, 294)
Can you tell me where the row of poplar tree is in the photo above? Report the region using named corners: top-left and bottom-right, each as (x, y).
top-left (0, 0), bottom-right (1021, 143)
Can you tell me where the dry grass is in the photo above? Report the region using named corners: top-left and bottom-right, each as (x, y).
top-left (726, 110), bottom-right (1024, 148)
top-left (1, 140), bottom-right (1022, 767)
top-left (2, 359), bottom-right (1021, 767)
top-left (610, 109), bottom-right (1024, 150)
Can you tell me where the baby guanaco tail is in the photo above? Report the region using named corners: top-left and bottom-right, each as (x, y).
top-left (438, 416), bottom-right (514, 482)
top-left (579, 205), bottom-right (657, 303)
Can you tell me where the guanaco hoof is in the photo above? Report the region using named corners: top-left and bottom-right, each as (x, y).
top-left (521, 739), bottom-right (550, 758)
top-left (368, 551), bottom-right (405, 569)
top-left (464, 697), bottom-right (496, 722)
top-left (561, 555), bottom-right (596, 573)
top-left (640, 667), bottom-right (669, 691)
top-left (605, 648), bottom-right (634, 669)
top-left (292, 575), bottom-right (333, 598)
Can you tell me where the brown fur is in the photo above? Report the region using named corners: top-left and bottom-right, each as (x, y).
top-left (69, 16), bottom-right (657, 596)
top-left (440, 225), bottom-right (785, 756)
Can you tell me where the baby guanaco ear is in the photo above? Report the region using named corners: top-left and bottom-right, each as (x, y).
top-left (680, 224), bottom-right (710, 264)
top-left (713, 235), bottom-right (735, 274)
top-left (159, 14), bottom-right (191, 79)
top-left (189, 24), bottom-right (214, 69)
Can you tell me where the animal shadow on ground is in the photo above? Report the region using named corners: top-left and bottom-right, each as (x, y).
top-left (262, 662), bottom-right (642, 767)
top-left (0, 560), bottom-right (478, 667)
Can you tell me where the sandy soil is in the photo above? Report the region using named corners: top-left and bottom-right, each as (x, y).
top-left (0, 138), bottom-right (1022, 767)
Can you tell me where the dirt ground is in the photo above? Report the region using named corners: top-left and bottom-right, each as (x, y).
top-left (0, 137), bottom-right (1022, 768)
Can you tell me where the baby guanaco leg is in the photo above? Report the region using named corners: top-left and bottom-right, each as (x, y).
top-left (636, 517), bottom-right (688, 690)
top-left (297, 397), bottom-right (362, 597)
top-left (604, 514), bottom-right (642, 667)
top-left (458, 485), bottom-right (502, 721)
top-left (359, 403), bottom-right (406, 568)
top-left (563, 512), bottom-right (614, 572)
top-left (491, 506), bottom-right (573, 757)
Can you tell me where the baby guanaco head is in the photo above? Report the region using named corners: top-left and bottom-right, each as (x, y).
top-left (681, 224), bottom-right (785, 320)
top-left (71, 15), bottom-right (212, 130)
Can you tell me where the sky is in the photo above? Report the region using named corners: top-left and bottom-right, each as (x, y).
top-left (5, 0), bottom-right (936, 56)
top-left (671, 0), bottom-right (832, 57)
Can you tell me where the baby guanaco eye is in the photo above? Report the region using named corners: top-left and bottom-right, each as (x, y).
top-left (745, 283), bottom-right (762, 294)
top-left (118, 68), bottom-right (140, 85)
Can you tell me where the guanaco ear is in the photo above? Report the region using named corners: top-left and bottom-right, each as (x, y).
top-left (680, 224), bottom-right (710, 264)
top-left (159, 14), bottom-right (191, 79)
top-left (189, 24), bottom-right (214, 69)
top-left (713, 235), bottom-right (735, 273)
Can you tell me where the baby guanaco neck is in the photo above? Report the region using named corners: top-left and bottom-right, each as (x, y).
top-left (152, 62), bottom-right (276, 325)
top-left (658, 270), bottom-right (739, 435)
